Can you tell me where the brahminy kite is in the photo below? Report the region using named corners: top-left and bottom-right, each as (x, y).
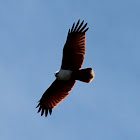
top-left (36, 20), bottom-right (95, 117)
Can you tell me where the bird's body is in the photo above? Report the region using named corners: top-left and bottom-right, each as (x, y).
top-left (55, 69), bottom-right (72, 80)
top-left (36, 20), bottom-right (95, 117)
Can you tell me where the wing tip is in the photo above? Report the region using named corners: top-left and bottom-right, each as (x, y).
top-left (36, 101), bottom-right (53, 117)
top-left (69, 19), bottom-right (89, 33)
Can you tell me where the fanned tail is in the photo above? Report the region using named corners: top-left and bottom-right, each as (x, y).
top-left (72, 68), bottom-right (94, 83)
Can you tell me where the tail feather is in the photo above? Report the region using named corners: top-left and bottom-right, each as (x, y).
top-left (72, 68), bottom-right (94, 83)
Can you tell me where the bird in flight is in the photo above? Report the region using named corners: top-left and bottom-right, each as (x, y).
top-left (36, 20), bottom-right (95, 117)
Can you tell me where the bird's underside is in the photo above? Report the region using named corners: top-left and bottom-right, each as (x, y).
top-left (36, 20), bottom-right (94, 117)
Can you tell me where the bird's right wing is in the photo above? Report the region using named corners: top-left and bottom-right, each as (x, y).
top-left (36, 79), bottom-right (75, 117)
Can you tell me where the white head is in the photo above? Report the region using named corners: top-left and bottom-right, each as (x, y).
top-left (54, 70), bottom-right (59, 77)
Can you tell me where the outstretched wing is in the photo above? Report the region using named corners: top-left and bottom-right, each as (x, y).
top-left (61, 20), bottom-right (89, 71)
top-left (36, 79), bottom-right (75, 117)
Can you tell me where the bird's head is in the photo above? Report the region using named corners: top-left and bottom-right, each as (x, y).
top-left (54, 71), bottom-right (59, 77)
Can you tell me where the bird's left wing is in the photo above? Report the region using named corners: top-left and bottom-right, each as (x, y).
top-left (36, 79), bottom-right (75, 117)
top-left (61, 20), bottom-right (89, 71)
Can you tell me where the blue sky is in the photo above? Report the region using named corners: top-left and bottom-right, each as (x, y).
top-left (0, 0), bottom-right (140, 139)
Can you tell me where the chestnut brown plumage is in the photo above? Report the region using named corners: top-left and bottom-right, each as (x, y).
top-left (61, 20), bottom-right (88, 70)
top-left (36, 20), bottom-right (94, 117)
top-left (36, 80), bottom-right (75, 117)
